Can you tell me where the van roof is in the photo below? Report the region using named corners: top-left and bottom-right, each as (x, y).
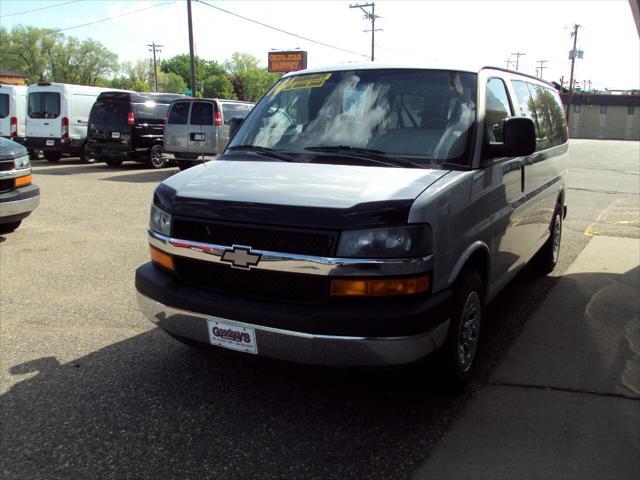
top-left (168, 97), bottom-right (254, 105)
top-left (284, 62), bottom-right (555, 87)
top-left (97, 91), bottom-right (188, 104)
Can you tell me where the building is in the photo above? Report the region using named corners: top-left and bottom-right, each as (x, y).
top-left (0, 69), bottom-right (28, 86)
top-left (562, 93), bottom-right (640, 140)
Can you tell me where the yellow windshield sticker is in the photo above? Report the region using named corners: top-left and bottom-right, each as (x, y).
top-left (273, 73), bottom-right (332, 94)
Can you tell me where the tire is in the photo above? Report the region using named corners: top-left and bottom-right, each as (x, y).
top-left (80, 143), bottom-right (96, 164)
top-left (45, 152), bottom-right (61, 162)
top-left (147, 145), bottom-right (167, 169)
top-left (0, 220), bottom-right (22, 234)
top-left (536, 204), bottom-right (563, 274)
top-left (105, 159), bottom-right (123, 168)
top-left (29, 150), bottom-right (44, 160)
top-left (440, 269), bottom-right (484, 391)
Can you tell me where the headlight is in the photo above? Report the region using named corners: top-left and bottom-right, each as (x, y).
top-left (150, 204), bottom-right (172, 236)
top-left (14, 155), bottom-right (30, 169)
top-left (337, 225), bottom-right (432, 258)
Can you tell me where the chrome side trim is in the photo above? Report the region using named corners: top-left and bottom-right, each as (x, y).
top-left (0, 167), bottom-right (30, 180)
top-left (137, 292), bottom-right (450, 367)
top-left (0, 195), bottom-right (39, 217)
top-left (149, 230), bottom-right (432, 277)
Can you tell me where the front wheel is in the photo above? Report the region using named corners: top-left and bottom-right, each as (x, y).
top-left (45, 152), bottom-right (61, 162)
top-left (147, 145), bottom-right (167, 169)
top-left (536, 205), bottom-right (563, 274)
top-left (440, 269), bottom-right (484, 390)
top-left (105, 159), bottom-right (123, 168)
top-left (80, 143), bottom-right (96, 164)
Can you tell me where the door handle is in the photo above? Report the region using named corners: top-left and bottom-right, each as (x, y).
top-left (520, 164), bottom-right (525, 192)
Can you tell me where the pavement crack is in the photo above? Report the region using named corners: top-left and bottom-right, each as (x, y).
top-left (487, 380), bottom-right (640, 401)
top-left (568, 187), bottom-right (640, 195)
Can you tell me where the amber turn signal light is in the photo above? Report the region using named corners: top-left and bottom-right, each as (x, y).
top-left (330, 275), bottom-right (430, 297)
top-left (14, 174), bottom-right (32, 187)
top-left (149, 245), bottom-right (175, 272)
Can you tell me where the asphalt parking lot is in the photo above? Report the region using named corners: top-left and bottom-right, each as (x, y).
top-left (1, 139), bottom-right (639, 480)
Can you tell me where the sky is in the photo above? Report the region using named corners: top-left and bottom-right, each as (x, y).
top-left (1, 0), bottom-right (639, 90)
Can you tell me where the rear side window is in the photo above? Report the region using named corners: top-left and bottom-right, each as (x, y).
top-left (190, 102), bottom-right (214, 125)
top-left (220, 103), bottom-right (252, 124)
top-left (133, 102), bottom-right (170, 120)
top-left (0, 94), bottom-right (8, 119)
top-left (28, 92), bottom-right (61, 119)
top-left (485, 78), bottom-right (512, 142)
top-left (168, 102), bottom-right (190, 125)
top-left (90, 101), bottom-right (129, 126)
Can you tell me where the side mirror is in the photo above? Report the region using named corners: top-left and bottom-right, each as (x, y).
top-left (487, 117), bottom-right (536, 157)
top-left (228, 116), bottom-right (245, 140)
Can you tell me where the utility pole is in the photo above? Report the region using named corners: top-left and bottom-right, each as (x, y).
top-left (350, 3), bottom-right (381, 61)
top-left (567, 23), bottom-right (581, 125)
top-left (186, 0), bottom-right (196, 96)
top-left (505, 57), bottom-right (512, 69)
top-left (147, 42), bottom-right (163, 92)
top-left (536, 59), bottom-right (548, 79)
top-left (510, 51), bottom-right (526, 71)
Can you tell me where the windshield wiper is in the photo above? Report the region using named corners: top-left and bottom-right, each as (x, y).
top-left (304, 145), bottom-right (423, 168)
top-left (226, 144), bottom-right (300, 162)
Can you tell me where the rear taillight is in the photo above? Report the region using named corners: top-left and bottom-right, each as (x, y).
top-left (61, 117), bottom-right (69, 139)
top-left (10, 117), bottom-right (17, 137)
top-left (214, 111), bottom-right (223, 127)
top-left (128, 112), bottom-right (135, 125)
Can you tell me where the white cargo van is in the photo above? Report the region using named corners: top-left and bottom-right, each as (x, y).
top-left (0, 84), bottom-right (27, 144)
top-left (25, 83), bottom-right (113, 162)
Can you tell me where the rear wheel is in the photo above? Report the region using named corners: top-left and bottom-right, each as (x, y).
top-left (439, 269), bottom-right (484, 390)
top-left (536, 204), bottom-right (563, 274)
top-left (147, 145), bottom-right (166, 169)
top-left (0, 220), bottom-right (22, 234)
top-left (80, 143), bottom-right (96, 164)
top-left (105, 159), bottom-right (123, 168)
top-left (45, 152), bottom-right (61, 162)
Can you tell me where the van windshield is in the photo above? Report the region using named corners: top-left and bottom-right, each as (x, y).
top-left (28, 92), bottom-right (61, 119)
top-left (90, 100), bottom-right (129, 126)
top-left (228, 69), bottom-right (477, 166)
top-left (0, 94), bottom-right (9, 119)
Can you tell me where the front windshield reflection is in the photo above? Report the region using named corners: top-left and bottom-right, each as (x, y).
top-left (229, 69), bottom-right (477, 166)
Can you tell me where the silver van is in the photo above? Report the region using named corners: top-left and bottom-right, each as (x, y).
top-left (163, 98), bottom-right (253, 170)
top-left (136, 64), bottom-right (568, 388)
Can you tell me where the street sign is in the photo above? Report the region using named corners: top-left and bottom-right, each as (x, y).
top-left (268, 51), bottom-right (308, 73)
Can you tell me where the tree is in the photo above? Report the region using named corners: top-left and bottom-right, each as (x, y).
top-left (157, 71), bottom-right (186, 94)
top-left (0, 26), bottom-right (60, 83)
top-left (224, 52), bottom-right (279, 101)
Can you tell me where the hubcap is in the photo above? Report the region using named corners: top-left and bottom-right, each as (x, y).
top-left (151, 147), bottom-right (164, 167)
top-left (552, 213), bottom-right (562, 263)
top-left (457, 291), bottom-right (481, 372)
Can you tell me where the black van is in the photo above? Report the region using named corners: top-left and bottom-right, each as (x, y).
top-left (86, 92), bottom-right (187, 169)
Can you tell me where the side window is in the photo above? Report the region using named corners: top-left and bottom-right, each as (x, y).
top-left (168, 102), bottom-right (189, 125)
top-left (512, 80), bottom-right (545, 151)
top-left (485, 78), bottom-right (512, 142)
top-left (541, 87), bottom-right (568, 147)
top-left (190, 102), bottom-right (214, 125)
top-left (220, 104), bottom-right (251, 124)
top-left (574, 104), bottom-right (581, 113)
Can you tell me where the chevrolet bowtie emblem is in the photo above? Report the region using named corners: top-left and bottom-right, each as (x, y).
top-left (221, 246), bottom-right (262, 270)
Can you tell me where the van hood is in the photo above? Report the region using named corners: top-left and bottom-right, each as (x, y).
top-left (159, 160), bottom-right (450, 228)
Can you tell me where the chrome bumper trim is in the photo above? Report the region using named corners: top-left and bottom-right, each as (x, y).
top-left (137, 292), bottom-right (449, 367)
top-left (0, 167), bottom-right (30, 180)
top-left (148, 230), bottom-right (431, 277)
top-left (0, 195), bottom-right (39, 217)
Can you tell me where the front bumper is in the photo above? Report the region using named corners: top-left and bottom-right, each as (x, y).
top-left (0, 184), bottom-right (40, 221)
top-left (135, 262), bottom-right (452, 367)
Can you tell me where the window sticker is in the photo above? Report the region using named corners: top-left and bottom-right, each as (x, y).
top-left (342, 87), bottom-right (367, 117)
top-left (273, 73), bottom-right (332, 94)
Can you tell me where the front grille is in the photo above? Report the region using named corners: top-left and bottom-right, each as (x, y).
top-left (172, 218), bottom-right (337, 257)
top-left (0, 178), bottom-right (13, 192)
top-left (0, 161), bottom-right (14, 172)
top-left (174, 257), bottom-right (328, 304)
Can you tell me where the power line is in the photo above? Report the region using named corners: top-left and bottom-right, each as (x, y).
top-left (0, 0), bottom-right (83, 18)
top-left (510, 51), bottom-right (526, 71)
top-left (195, 0), bottom-right (368, 58)
top-left (54, 1), bottom-right (175, 33)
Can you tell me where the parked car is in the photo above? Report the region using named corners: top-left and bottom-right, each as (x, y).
top-left (0, 137), bottom-right (39, 234)
top-left (163, 98), bottom-right (254, 170)
top-left (86, 91), bottom-right (187, 169)
top-left (24, 82), bottom-right (114, 163)
top-left (136, 64), bottom-right (568, 388)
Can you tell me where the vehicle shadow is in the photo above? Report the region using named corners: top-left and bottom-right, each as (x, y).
top-left (101, 169), bottom-right (178, 183)
top-left (0, 267), bottom-right (575, 480)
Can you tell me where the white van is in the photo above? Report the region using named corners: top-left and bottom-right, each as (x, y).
top-left (25, 83), bottom-right (114, 162)
top-left (0, 84), bottom-right (27, 144)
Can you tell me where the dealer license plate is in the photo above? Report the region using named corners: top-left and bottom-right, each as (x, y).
top-left (207, 319), bottom-right (257, 354)
top-left (111, 132), bottom-right (120, 139)
top-left (46, 140), bottom-right (54, 146)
